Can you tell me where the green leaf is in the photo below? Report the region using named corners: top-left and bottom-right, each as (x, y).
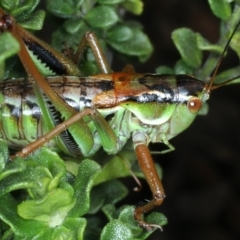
top-left (102, 204), bottom-right (118, 222)
top-left (155, 66), bottom-right (174, 74)
top-left (85, 6), bottom-right (118, 28)
top-left (4, 0), bottom-right (41, 22)
top-left (208, 0), bottom-right (231, 21)
top-left (100, 219), bottom-right (133, 240)
top-left (107, 28), bottom-right (153, 60)
top-left (0, 194), bottom-right (46, 239)
top-left (0, 0), bottom-right (18, 10)
top-left (63, 17), bottom-right (85, 34)
top-left (230, 30), bottom-right (240, 57)
top-left (68, 159), bottom-right (101, 217)
top-left (196, 33), bottom-right (224, 53)
top-left (215, 66), bottom-right (240, 85)
top-left (93, 149), bottom-right (136, 185)
top-left (117, 206), bottom-right (167, 238)
top-left (0, 158), bottom-right (26, 183)
top-left (79, 61), bottom-right (99, 76)
top-left (19, 10), bottom-right (46, 30)
top-left (117, 206), bottom-right (143, 234)
top-left (107, 25), bottom-right (133, 42)
top-left (97, 0), bottom-right (125, 4)
top-left (102, 205), bottom-right (167, 239)
top-left (174, 59), bottom-right (194, 74)
top-left (89, 180), bottom-right (128, 214)
top-left (0, 32), bottom-right (20, 64)
top-left (46, 0), bottom-right (78, 18)
top-left (172, 28), bottom-right (202, 69)
top-left (26, 148), bottom-right (67, 196)
top-left (122, 0), bottom-right (144, 15)
top-left (52, 22), bottom-right (89, 51)
top-left (18, 189), bottom-right (76, 226)
top-left (51, 226), bottom-right (74, 239)
top-left (63, 217), bottom-right (87, 240)
top-left (0, 140), bottom-right (9, 171)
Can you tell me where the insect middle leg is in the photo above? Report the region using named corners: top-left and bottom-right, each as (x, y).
top-left (133, 132), bottom-right (165, 230)
top-left (73, 31), bottom-right (112, 74)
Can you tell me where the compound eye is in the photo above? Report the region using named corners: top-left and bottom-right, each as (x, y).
top-left (187, 97), bottom-right (202, 113)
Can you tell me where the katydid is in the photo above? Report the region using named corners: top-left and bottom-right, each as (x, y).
top-left (0, 7), bottom-right (239, 231)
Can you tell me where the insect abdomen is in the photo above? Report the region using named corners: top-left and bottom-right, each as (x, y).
top-left (0, 76), bottom-right (113, 149)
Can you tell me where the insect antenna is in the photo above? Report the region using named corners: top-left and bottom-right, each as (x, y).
top-left (206, 20), bottom-right (240, 92)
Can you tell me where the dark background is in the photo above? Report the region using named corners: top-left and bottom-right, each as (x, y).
top-left (126, 1), bottom-right (240, 240)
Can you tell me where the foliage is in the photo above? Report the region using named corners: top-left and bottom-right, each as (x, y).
top-left (0, 0), bottom-right (240, 239)
top-left (156, 0), bottom-right (240, 86)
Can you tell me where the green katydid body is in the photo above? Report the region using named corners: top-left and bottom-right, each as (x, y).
top-left (0, 7), bottom-right (209, 159)
top-left (0, 73), bottom-right (207, 157)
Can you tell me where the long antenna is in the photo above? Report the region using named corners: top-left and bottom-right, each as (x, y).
top-left (206, 20), bottom-right (240, 93)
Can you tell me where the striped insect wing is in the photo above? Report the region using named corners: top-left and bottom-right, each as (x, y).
top-left (116, 74), bottom-right (179, 125)
top-left (115, 74), bottom-right (205, 125)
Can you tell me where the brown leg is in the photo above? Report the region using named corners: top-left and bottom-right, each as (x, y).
top-left (74, 32), bottom-right (112, 74)
top-left (133, 133), bottom-right (165, 230)
top-left (13, 109), bottom-right (95, 159)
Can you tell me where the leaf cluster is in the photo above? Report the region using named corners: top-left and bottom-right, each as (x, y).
top-left (156, 0), bottom-right (240, 86)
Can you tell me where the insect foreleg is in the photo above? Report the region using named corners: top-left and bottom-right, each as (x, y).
top-left (159, 133), bottom-right (175, 154)
top-left (132, 131), bottom-right (165, 231)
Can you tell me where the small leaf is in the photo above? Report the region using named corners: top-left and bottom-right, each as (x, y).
top-left (89, 180), bottom-right (128, 214)
top-left (107, 25), bottom-right (133, 42)
top-left (100, 220), bottom-right (133, 240)
top-left (7, 0), bottom-right (41, 21)
top-left (0, 194), bottom-right (46, 239)
top-left (51, 226), bottom-right (74, 239)
top-left (122, 0), bottom-right (144, 15)
top-left (155, 66), bottom-right (174, 74)
top-left (85, 6), bottom-right (118, 28)
top-left (68, 159), bottom-right (101, 217)
top-left (215, 66), bottom-right (240, 85)
top-left (0, 140), bottom-right (9, 171)
top-left (93, 151), bottom-right (135, 185)
top-left (230, 31), bottom-right (240, 57)
top-left (102, 204), bottom-right (118, 221)
top-left (118, 206), bottom-right (143, 233)
top-left (0, 158), bottom-right (26, 183)
top-left (196, 33), bottom-right (223, 53)
top-left (79, 61), bottom-right (99, 76)
top-left (19, 10), bottom-right (46, 30)
top-left (208, 0), bottom-right (231, 21)
top-left (97, 0), bottom-right (125, 4)
top-left (172, 28), bottom-right (202, 69)
top-left (174, 59), bottom-right (194, 74)
top-left (0, 32), bottom-right (20, 64)
top-left (63, 17), bottom-right (84, 34)
top-left (52, 22), bottom-right (89, 51)
top-left (46, 0), bottom-right (78, 18)
top-left (63, 217), bottom-right (87, 240)
top-left (18, 188), bottom-right (76, 227)
top-left (107, 28), bottom-right (153, 60)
